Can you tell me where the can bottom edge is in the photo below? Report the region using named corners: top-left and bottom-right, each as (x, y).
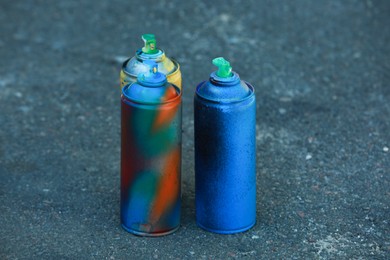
top-left (121, 224), bottom-right (180, 237)
top-left (196, 221), bottom-right (256, 234)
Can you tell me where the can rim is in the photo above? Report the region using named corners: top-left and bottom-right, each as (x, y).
top-left (195, 81), bottom-right (255, 104)
top-left (121, 83), bottom-right (182, 105)
top-left (135, 48), bottom-right (165, 61)
top-left (121, 57), bottom-right (180, 78)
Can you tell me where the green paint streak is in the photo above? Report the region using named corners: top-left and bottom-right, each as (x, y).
top-left (130, 170), bottom-right (158, 198)
top-left (127, 170), bottom-right (159, 222)
top-left (131, 107), bottom-right (178, 158)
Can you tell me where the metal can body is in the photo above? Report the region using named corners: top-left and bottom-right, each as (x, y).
top-left (120, 52), bottom-right (182, 89)
top-left (194, 72), bottom-right (256, 234)
top-left (121, 82), bottom-right (182, 236)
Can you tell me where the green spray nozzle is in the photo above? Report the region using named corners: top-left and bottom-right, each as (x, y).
top-left (212, 57), bottom-right (232, 78)
top-left (141, 34), bottom-right (158, 54)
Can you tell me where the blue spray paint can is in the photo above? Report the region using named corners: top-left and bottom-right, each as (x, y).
top-left (121, 60), bottom-right (182, 236)
top-left (194, 57), bottom-right (256, 234)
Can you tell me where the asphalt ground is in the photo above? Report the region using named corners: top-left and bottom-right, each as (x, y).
top-left (0, 0), bottom-right (389, 259)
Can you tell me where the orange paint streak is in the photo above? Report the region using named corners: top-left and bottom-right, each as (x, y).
top-left (153, 88), bottom-right (179, 130)
top-left (150, 147), bottom-right (180, 224)
top-left (164, 86), bottom-right (178, 100)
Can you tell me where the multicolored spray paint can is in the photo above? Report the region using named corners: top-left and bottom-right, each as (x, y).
top-left (121, 60), bottom-right (182, 236)
top-left (194, 57), bottom-right (256, 234)
top-left (120, 34), bottom-right (182, 89)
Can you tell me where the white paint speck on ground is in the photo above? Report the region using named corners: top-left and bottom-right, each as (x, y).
top-left (19, 106), bottom-right (32, 113)
top-left (279, 96), bottom-right (292, 102)
top-left (312, 235), bottom-right (350, 257)
top-left (353, 52), bottom-right (362, 59)
top-left (279, 108), bottom-right (287, 114)
top-left (219, 13), bottom-right (230, 23)
top-left (306, 154), bottom-right (312, 160)
top-left (251, 235), bottom-right (259, 239)
top-left (383, 146), bottom-right (389, 152)
top-left (0, 76), bottom-right (14, 88)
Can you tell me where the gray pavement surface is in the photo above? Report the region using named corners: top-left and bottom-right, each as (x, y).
top-left (1, 0), bottom-right (389, 259)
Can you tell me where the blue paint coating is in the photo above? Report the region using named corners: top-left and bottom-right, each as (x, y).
top-left (196, 72), bottom-right (252, 103)
top-left (122, 61), bottom-right (178, 105)
top-left (194, 67), bottom-right (256, 234)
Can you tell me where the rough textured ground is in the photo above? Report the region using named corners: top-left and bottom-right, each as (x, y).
top-left (0, 0), bottom-right (389, 259)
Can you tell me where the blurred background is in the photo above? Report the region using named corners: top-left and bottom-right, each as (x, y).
top-left (0, 0), bottom-right (389, 258)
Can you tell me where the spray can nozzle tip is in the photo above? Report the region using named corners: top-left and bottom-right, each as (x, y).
top-left (144, 60), bottom-right (158, 74)
top-left (138, 60), bottom-right (166, 86)
top-left (141, 34), bottom-right (158, 54)
top-left (212, 57), bottom-right (232, 78)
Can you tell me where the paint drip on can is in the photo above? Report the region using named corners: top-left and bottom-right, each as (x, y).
top-left (194, 57), bottom-right (256, 234)
top-left (120, 34), bottom-right (182, 89)
top-left (121, 60), bottom-right (182, 236)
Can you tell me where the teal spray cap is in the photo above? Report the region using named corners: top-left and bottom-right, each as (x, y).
top-left (141, 34), bottom-right (159, 55)
top-left (212, 57), bottom-right (232, 78)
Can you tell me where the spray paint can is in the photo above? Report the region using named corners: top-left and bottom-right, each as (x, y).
top-left (121, 60), bottom-right (182, 236)
top-left (120, 34), bottom-right (182, 89)
top-left (194, 57), bottom-right (256, 234)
